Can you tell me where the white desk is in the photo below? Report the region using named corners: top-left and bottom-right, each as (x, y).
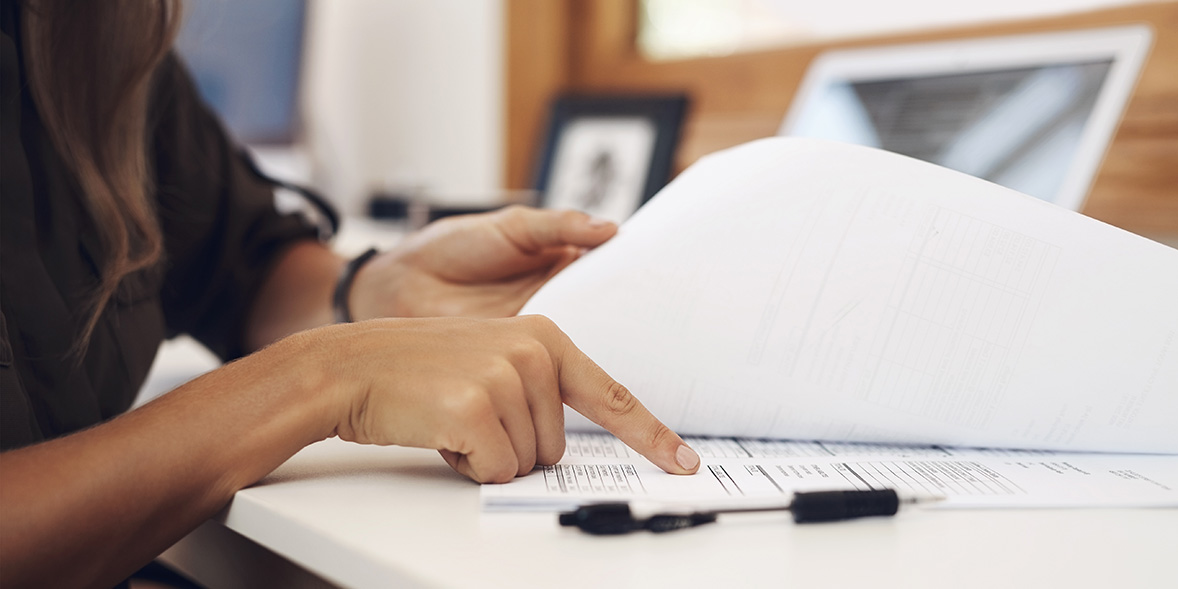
top-left (156, 437), bottom-right (1176, 589)
top-left (142, 222), bottom-right (1178, 588)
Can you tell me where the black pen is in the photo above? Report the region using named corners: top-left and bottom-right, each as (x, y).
top-left (559, 489), bottom-right (943, 535)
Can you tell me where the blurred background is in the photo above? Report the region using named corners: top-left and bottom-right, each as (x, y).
top-left (173, 0), bottom-right (1176, 239)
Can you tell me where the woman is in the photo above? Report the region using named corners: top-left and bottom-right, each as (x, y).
top-left (0, 1), bottom-right (700, 586)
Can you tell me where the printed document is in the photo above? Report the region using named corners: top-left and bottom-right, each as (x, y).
top-left (489, 138), bottom-right (1178, 511)
top-left (482, 433), bottom-right (1178, 510)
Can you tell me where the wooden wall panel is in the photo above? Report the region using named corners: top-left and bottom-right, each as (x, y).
top-left (505, 0), bottom-right (572, 191)
top-left (505, 0), bottom-right (1178, 237)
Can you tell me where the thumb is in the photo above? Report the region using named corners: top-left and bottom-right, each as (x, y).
top-left (495, 206), bottom-right (617, 253)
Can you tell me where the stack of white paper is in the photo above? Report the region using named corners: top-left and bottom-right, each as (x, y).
top-left (486, 138), bottom-right (1178, 510)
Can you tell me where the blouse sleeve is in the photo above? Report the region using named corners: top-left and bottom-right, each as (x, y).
top-left (149, 54), bottom-right (322, 361)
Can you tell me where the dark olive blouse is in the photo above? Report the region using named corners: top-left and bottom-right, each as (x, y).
top-left (0, 6), bottom-right (319, 450)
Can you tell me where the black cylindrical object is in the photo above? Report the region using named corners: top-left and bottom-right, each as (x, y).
top-left (790, 489), bottom-right (900, 523)
top-left (559, 502), bottom-right (643, 535)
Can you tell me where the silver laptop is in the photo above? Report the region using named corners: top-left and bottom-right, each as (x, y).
top-left (778, 26), bottom-right (1152, 211)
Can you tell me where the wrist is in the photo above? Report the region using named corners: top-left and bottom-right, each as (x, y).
top-left (251, 328), bottom-right (350, 444)
top-left (287, 322), bottom-right (385, 444)
top-left (333, 248), bottom-right (380, 323)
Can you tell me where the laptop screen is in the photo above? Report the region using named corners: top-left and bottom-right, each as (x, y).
top-left (791, 61), bottom-right (1112, 205)
top-left (780, 27), bottom-right (1151, 211)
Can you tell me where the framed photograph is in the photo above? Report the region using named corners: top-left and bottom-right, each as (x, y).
top-left (534, 95), bottom-right (688, 223)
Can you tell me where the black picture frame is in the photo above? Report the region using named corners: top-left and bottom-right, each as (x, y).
top-left (533, 94), bottom-right (688, 223)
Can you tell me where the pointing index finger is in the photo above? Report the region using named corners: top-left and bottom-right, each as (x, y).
top-left (529, 318), bottom-right (699, 475)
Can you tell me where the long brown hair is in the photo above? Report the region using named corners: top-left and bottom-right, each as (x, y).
top-left (21, 0), bottom-right (179, 354)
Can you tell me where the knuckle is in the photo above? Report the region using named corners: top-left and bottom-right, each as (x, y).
top-left (600, 381), bottom-right (639, 417)
top-left (508, 336), bottom-right (551, 366)
top-left (481, 356), bottom-right (520, 388)
top-left (537, 438), bottom-right (566, 466)
top-left (441, 385), bottom-right (495, 425)
top-left (517, 454), bottom-right (537, 477)
top-left (646, 422), bottom-right (675, 450)
top-left (517, 313), bottom-right (549, 328)
top-left (483, 461), bottom-right (518, 484)
top-left (497, 204), bottom-right (528, 221)
top-left (519, 314), bottom-right (560, 338)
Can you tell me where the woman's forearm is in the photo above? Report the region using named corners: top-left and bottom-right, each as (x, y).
top-left (0, 333), bottom-right (340, 588)
top-left (244, 240), bottom-right (346, 352)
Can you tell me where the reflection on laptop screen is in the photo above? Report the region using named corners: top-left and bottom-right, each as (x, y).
top-left (780, 27), bottom-right (1151, 211)
top-left (794, 62), bottom-right (1112, 204)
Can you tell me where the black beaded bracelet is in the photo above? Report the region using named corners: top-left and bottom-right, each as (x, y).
top-left (332, 247), bottom-right (380, 323)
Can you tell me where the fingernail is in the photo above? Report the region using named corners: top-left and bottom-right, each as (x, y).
top-left (586, 216), bottom-right (613, 228)
top-left (675, 445), bottom-right (700, 471)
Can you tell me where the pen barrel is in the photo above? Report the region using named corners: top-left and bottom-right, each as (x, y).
top-left (790, 489), bottom-right (900, 523)
top-left (559, 503), bottom-right (643, 535)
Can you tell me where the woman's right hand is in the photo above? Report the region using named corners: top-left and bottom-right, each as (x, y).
top-left (2, 314), bottom-right (695, 587)
top-left (288, 315), bottom-right (700, 483)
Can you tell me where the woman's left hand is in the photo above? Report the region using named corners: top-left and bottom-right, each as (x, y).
top-left (348, 206), bottom-right (617, 319)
